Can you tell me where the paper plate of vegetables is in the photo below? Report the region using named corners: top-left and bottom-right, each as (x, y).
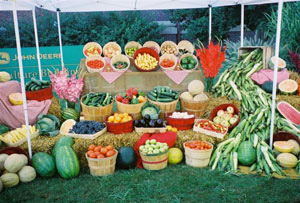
top-left (210, 104), bottom-right (240, 131)
top-left (179, 53), bottom-right (198, 71)
top-left (111, 54), bottom-right (130, 72)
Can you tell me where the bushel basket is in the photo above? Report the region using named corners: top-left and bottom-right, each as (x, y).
top-left (183, 141), bottom-right (213, 168)
top-left (115, 97), bottom-right (147, 120)
top-left (140, 151), bottom-right (169, 170)
top-left (148, 99), bottom-right (178, 119)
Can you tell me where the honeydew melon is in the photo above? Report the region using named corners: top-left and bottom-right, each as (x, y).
top-left (268, 56), bottom-right (286, 70)
top-left (273, 141), bottom-right (294, 153)
top-left (276, 153), bottom-right (298, 168)
top-left (8, 93), bottom-right (23, 105)
top-left (278, 79), bottom-right (298, 95)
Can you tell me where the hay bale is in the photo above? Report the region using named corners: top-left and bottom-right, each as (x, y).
top-left (277, 95), bottom-right (300, 111)
top-left (48, 97), bottom-right (62, 121)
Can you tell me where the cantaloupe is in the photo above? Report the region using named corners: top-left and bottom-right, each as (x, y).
top-left (8, 93), bottom-right (23, 105)
top-left (287, 139), bottom-right (300, 155)
top-left (268, 56), bottom-right (286, 70)
top-left (273, 141), bottom-right (294, 153)
top-left (60, 119), bottom-right (76, 135)
top-left (278, 79), bottom-right (298, 95)
top-left (188, 80), bottom-right (204, 95)
top-left (180, 92), bottom-right (193, 101)
top-left (193, 93), bottom-right (209, 101)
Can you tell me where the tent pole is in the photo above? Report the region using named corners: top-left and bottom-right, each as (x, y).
top-left (12, 0), bottom-right (32, 159)
top-left (269, 0), bottom-right (283, 147)
top-left (209, 5), bottom-right (212, 42)
top-left (32, 8), bottom-right (42, 80)
top-left (240, 4), bottom-right (244, 47)
top-left (56, 10), bottom-right (64, 69)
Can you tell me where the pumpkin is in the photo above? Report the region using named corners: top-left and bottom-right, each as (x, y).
top-left (0, 154), bottom-right (9, 170)
top-left (287, 139), bottom-right (300, 155)
top-left (273, 141), bottom-right (294, 153)
top-left (18, 166), bottom-right (36, 183)
top-left (0, 71), bottom-right (10, 82)
top-left (4, 154), bottom-right (26, 173)
top-left (0, 173), bottom-right (19, 188)
top-left (237, 141), bottom-right (256, 166)
top-left (276, 153), bottom-right (298, 168)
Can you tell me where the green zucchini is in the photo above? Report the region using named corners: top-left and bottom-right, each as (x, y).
top-left (31, 78), bottom-right (42, 86)
top-left (157, 97), bottom-right (173, 102)
top-left (147, 93), bottom-right (157, 101)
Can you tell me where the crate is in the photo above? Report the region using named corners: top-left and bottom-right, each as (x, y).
top-left (238, 46), bottom-right (274, 69)
top-left (62, 127), bottom-right (107, 140)
top-left (0, 130), bottom-right (39, 147)
top-left (135, 127), bottom-right (167, 135)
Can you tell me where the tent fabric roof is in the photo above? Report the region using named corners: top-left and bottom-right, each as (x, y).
top-left (0, 0), bottom-right (299, 12)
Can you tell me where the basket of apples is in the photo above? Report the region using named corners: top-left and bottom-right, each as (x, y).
top-left (115, 87), bottom-right (147, 120)
top-left (139, 139), bottom-right (169, 170)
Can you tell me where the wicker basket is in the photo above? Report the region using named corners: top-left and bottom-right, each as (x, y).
top-left (183, 141), bottom-right (213, 168)
top-left (103, 42), bottom-right (122, 58)
top-left (180, 93), bottom-right (209, 118)
top-left (110, 54), bottom-right (130, 72)
top-left (115, 97), bottom-right (147, 119)
top-left (160, 41), bottom-right (178, 55)
top-left (178, 40), bottom-right (195, 55)
top-left (1, 130), bottom-right (39, 147)
top-left (143, 41), bottom-right (160, 54)
top-left (179, 53), bottom-right (198, 71)
top-left (86, 150), bottom-right (118, 176)
top-left (85, 56), bottom-right (106, 73)
top-left (125, 41), bottom-right (142, 59)
top-left (140, 151), bottom-right (169, 170)
top-left (83, 42), bottom-right (102, 57)
top-left (148, 99), bottom-right (178, 119)
top-left (63, 127), bottom-right (107, 140)
top-left (80, 97), bottom-right (113, 122)
top-left (159, 53), bottom-right (178, 71)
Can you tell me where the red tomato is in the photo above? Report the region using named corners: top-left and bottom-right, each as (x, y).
top-left (89, 152), bottom-right (97, 158)
top-left (106, 150), bottom-right (116, 157)
top-left (95, 151), bottom-right (101, 156)
top-left (88, 144), bottom-right (96, 151)
top-left (100, 147), bottom-right (108, 155)
top-left (97, 154), bottom-right (105, 159)
top-left (94, 146), bottom-right (102, 152)
top-left (87, 150), bottom-right (94, 156)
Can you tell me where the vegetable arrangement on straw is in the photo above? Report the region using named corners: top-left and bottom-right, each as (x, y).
top-left (209, 48), bottom-right (294, 177)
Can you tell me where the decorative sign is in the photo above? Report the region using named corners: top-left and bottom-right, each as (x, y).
top-left (0, 45), bottom-right (84, 81)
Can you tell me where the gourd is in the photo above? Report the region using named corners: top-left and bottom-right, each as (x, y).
top-left (188, 80), bottom-right (204, 95)
top-left (276, 153), bottom-right (298, 168)
top-left (287, 139), bottom-right (300, 155)
top-left (18, 166), bottom-right (36, 183)
top-left (0, 154), bottom-right (9, 170)
top-left (4, 154), bottom-right (26, 173)
top-left (180, 91), bottom-right (193, 101)
top-left (0, 71), bottom-right (10, 82)
top-left (0, 173), bottom-right (19, 188)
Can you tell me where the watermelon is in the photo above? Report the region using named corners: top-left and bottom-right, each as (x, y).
top-left (55, 146), bottom-right (80, 179)
top-left (52, 136), bottom-right (74, 158)
top-left (277, 101), bottom-right (300, 126)
top-left (261, 81), bottom-right (275, 94)
top-left (62, 108), bottom-right (79, 121)
top-left (32, 152), bottom-right (56, 177)
top-left (116, 147), bottom-right (137, 169)
top-left (0, 124), bottom-right (9, 135)
top-left (237, 141), bottom-right (256, 166)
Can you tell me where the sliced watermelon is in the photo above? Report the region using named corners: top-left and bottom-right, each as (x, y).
top-left (277, 101), bottom-right (300, 125)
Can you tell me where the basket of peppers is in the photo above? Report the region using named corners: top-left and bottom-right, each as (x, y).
top-left (115, 87), bottom-right (147, 120)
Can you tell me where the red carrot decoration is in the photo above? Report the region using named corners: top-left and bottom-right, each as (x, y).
top-left (196, 40), bottom-right (226, 92)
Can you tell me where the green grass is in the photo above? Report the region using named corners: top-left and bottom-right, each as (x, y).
top-left (1, 164), bottom-right (299, 203)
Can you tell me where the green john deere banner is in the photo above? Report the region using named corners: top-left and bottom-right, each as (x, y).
top-left (0, 45), bottom-right (84, 82)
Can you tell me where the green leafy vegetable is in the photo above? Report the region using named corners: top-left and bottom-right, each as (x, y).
top-left (36, 114), bottom-right (60, 137)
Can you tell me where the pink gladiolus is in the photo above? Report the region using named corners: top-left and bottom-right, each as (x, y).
top-left (49, 68), bottom-right (84, 103)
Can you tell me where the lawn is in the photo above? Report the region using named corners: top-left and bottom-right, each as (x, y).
top-left (1, 164), bottom-right (299, 203)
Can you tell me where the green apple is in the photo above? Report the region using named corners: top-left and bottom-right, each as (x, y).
top-left (150, 139), bottom-right (157, 144)
top-left (153, 149), bottom-right (160, 154)
top-left (146, 140), bottom-right (150, 145)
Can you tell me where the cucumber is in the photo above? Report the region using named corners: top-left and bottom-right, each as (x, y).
top-left (31, 78), bottom-right (42, 86)
top-left (148, 91), bottom-right (157, 98)
top-left (147, 93), bottom-right (157, 101)
top-left (40, 80), bottom-right (49, 85)
top-left (160, 92), bottom-right (174, 97)
top-left (30, 84), bottom-right (37, 91)
top-left (157, 97), bottom-right (173, 102)
top-left (34, 86), bottom-right (41, 91)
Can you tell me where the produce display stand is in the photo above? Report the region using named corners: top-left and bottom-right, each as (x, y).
top-left (80, 58), bottom-right (205, 94)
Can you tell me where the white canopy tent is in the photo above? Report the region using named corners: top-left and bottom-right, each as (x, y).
top-left (1, 0), bottom-right (299, 158)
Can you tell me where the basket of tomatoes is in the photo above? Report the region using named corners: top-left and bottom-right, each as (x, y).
top-left (85, 56), bottom-right (106, 73)
top-left (159, 53), bottom-right (177, 71)
top-left (86, 144), bottom-right (118, 176)
top-left (183, 140), bottom-right (213, 168)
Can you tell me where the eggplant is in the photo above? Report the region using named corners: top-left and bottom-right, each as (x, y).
top-left (144, 114), bottom-right (151, 122)
top-left (149, 120), bottom-right (156, 128)
top-left (140, 119), bottom-right (146, 127)
top-left (156, 119), bottom-right (164, 127)
top-left (134, 120), bottom-right (140, 127)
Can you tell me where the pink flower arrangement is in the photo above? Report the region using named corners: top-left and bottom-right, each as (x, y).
top-left (49, 68), bottom-right (84, 103)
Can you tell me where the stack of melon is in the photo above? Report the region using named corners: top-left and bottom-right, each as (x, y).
top-left (0, 153), bottom-right (36, 191)
top-left (32, 136), bottom-right (80, 179)
top-left (274, 140), bottom-right (300, 168)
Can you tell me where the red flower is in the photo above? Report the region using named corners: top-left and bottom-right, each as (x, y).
top-left (196, 41), bottom-right (226, 78)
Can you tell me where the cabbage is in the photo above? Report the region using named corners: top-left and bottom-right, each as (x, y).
top-left (141, 102), bottom-right (161, 119)
top-left (36, 114), bottom-right (60, 137)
